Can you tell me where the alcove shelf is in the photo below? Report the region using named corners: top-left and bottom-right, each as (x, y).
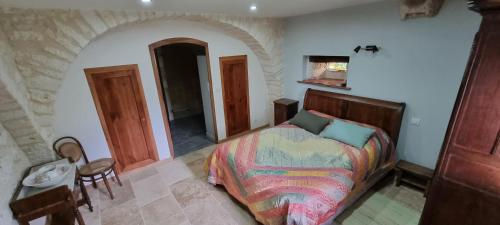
top-left (297, 80), bottom-right (352, 90)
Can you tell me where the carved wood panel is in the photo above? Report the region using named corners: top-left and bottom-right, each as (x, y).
top-left (440, 16), bottom-right (500, 197)
top-left (420, 8), bottom-right (500, 225)
top-left (452, 28), bottom-right (500, 156)
top-left (302, 89), bottom-right (405, 146)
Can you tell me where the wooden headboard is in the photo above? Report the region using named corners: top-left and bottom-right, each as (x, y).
top-left (303, 88), bottom-right (406, 146)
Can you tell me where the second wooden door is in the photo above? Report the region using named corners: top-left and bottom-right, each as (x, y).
top-left (220, 55), bottom-right (251, 137)
top-left (85, 65), bottom-right (158, 173)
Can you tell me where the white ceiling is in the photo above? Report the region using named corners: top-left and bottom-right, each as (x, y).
top-left (0, 0), bottom-right (384, 18)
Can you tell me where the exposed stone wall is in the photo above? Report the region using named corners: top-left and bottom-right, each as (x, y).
top-left (0, 8), bottom-right (284, 162)
top-left (0, 81), bottom-right (53, 163)
top-left (0, 29), bottom-right (54, 164)
top-left (0, 123), bottom-right (31, 225)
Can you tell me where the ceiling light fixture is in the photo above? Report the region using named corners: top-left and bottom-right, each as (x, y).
top-left (141, 0), bottom-right (152, 4)
top-left (250, 4), bottom-right (258, 12)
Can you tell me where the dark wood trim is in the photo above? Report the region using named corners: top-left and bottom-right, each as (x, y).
top-left (149, 37), bottom-right (219, 159)
top-left (303, 88), bottom-right (405, 146)
top-left (219, 55), bottom-right (251, 138)
top-left (468, 0), bottom-right (500, 13)
top-left (84, 64), bottom-right (159, 172)
top-left (297, 80), bottom-right (352, 90)
top-left (308, 56), bottom-right (350, 63)
top-left (419, 8), bottom-right (500, 224)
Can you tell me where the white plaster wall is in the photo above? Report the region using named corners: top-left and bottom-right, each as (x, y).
top-left (53, 20), bottom-right (269, 160)
top-left (197, 55), bottom-right (215, 141)
top-left (283, 0), bottom-right (481, 168)
top-left (158, 55), bottom-right (175, 121)
top-left (0, 123), bottom-right (31, 225)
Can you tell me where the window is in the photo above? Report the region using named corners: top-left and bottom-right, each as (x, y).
top-left (299, 56), bottom-right (351, 90)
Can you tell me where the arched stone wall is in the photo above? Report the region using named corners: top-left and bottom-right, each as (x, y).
top-left (0, 8), bottom-right (284, 163)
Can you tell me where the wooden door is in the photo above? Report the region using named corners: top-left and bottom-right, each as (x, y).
top-left (220, 55), bottom-right (250, 137)
top-left (419, 5), bottom-right (500, 225)
top-left (85, 65), bottom-right (158, 173)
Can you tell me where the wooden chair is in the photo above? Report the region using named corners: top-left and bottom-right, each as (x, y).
top-left (53, 136), bottom-right (122, 199)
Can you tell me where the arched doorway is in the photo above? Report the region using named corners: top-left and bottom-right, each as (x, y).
top-left (149, 38), bottom-right (218, 158)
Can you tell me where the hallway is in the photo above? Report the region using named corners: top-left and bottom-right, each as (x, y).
top-left (170, 114), bottom-right (214, 157)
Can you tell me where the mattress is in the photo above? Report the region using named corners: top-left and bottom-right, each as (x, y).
top-left (207, 120), bottom-right (396, 225)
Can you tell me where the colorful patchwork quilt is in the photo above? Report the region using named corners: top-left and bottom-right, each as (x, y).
top-left (207, 121), bottom-right (395, 225)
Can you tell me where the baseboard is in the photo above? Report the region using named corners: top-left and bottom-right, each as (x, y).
top-left (206, 131), bottom-right (216, 142)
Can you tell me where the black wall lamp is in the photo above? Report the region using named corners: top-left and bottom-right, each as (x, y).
top-left (354, 45), bottom-right (380, 54)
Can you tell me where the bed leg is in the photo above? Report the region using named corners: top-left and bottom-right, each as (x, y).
top-left (395, 168), bottom-right (403, 186)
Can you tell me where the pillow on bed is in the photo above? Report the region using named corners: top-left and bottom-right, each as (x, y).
top-left (289, 109), bottom-right (330, 134)
top-left (320, 120), bottom-right (375, 149)
top-left (308, 110), bottom-right (336, 120)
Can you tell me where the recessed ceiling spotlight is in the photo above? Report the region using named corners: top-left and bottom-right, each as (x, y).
top-left (141, 0), bottom-right (152, 4)
top-left (250, 4), bottom-right (258, 12)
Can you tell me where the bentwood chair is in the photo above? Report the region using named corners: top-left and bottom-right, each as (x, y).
top-left (53, 136), bottom-right (122, 200)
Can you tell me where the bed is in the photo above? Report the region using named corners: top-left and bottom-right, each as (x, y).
top-left (207, 88), bottom-right (405, 225)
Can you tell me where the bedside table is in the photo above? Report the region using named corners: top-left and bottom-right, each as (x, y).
top-left (395, 160), bottom-right (434, 197)
top-left (274, 98), bottom-right (298, 125)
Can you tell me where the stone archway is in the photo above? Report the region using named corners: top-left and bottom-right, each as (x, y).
top-left (0, 8), bottom-right (284, 163)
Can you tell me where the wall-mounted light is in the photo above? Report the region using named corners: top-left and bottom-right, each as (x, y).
top-left (354, 45), bottom-right (380, 54)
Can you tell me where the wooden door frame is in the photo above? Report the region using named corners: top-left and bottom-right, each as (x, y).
top-left (149, 37), bottom-right (219, 159)
top-left (84, 64), bottom-right (159, 173)
top-left (219, 55), bottom-right (251, 138)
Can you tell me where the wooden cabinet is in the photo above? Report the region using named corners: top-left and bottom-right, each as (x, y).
top-left (419, 2), bottom-right (500, 225)
top-left (10, 159), bottom-right (90, 225)
top-left (274, 98), bottom-right (298, 125)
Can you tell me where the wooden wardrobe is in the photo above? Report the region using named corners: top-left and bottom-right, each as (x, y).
top-left (419, 1), bottom-right (500, 225)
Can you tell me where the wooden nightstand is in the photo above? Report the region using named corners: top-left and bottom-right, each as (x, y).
top-left (395, 160), bottom-right (434, 197)
top-left (274, 98), bottom-right (298, 125)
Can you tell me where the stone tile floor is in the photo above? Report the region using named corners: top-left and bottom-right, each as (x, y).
top-left (79, 145), bottom-right (425, 225)
top-left (170, 114), bottom-right (214, 157)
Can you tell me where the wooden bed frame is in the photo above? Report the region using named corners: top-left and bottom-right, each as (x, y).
top-left (214, 88), bottom-right (406, 224)
top-left (303, 88), bottom-right (406, 146)
top-left (302, 88), bottom-right (406, 224)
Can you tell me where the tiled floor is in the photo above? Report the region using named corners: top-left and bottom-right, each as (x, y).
top-left (170, 114), bottom-right (214, 157)
top-left (79, 145), bottom-right (425, 225)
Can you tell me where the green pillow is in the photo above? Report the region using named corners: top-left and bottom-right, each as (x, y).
top-left (289, 110), bottom-right (330, 134)
top-left (320, 120), bottom-right (375, 149)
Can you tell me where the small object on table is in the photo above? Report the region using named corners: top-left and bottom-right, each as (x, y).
top-left (274, 98), bottom-right (299, 126)
top-left (10, 158), bottom-right (89, 225)
top-left (22, 164), bottom-right (72, 188)
top-left (395, 160), bottom-right (434, 197)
